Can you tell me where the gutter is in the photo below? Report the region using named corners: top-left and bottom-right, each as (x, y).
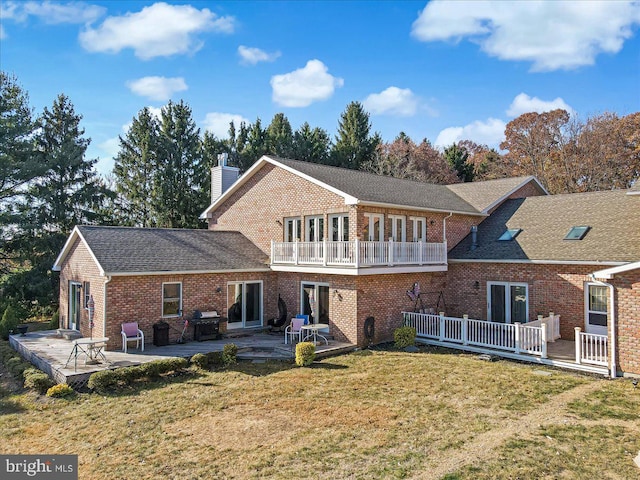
top-left (589, 274), bottom-right (617, 378)
top-left (103, 275), bottom-right (112, 339)
top-left (442, 212), bottom-right (453, 248)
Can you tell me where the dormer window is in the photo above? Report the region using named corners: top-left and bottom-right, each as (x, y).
top-left (565, 226), bottom-right (590, 240)
top-left (498, 228), bottom-right (521, 241)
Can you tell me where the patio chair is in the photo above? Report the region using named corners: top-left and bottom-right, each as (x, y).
top-left (267, 295), bottom-right (288, 333)
top-left (284, 315), bottom-right (308, 344)
top-left (121, 322), bottom-right (144, 353)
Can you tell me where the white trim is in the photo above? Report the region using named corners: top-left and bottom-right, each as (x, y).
top-left (389, 214), bottom-right (406, 242)
top-left (449, 259), bottom-right (626, 266)
top-left (329, 213), bottom-right (349, 241)
top-left (480, 176), bottom-right (549, 214)
top-left (305, 215), bottom-right (324, 242)
top-left (227, 280), bottom-right (264, 329)
top-left (364, 213), bottom-right (384, 242)
top-left (592, 261), bottom-right (640, 279)
top-left (356, 200), bottom-right (485, 217)
top-left (162, 281), bottom-right (183, 318)
top-left (409, 216), bottom-right (427, 242)
top-left (300, 281), bottom-right (330, 323)
top-left (52, 226), bottom-right (105, 275)
top-left (270, 264), bottom-right (447, 275)
top-left (102, 268), bottom-right (272, 277)
top-left (584, 282), bottom-right (609, 336)
top-left (68, 281), bottom-right (82, 331)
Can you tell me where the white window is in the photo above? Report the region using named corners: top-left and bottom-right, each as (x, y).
top-left (83, 281), bottom-right (91, 308)
top-left (329, 214), bottom-right (349, 241)
top-left (305, 215), bottom-right (324, 242)
top-left (389, 215), bottom-right (406, 242)
top-left (284, 217), bottom-right (301, 242)
top-left (364, 213), bottom-right (384, 242)
top-left (585, 283), bottom-right (608, 335)
top-left (410, 216), bottom-right (427, 242)
top-left (487, 282), bottom-right (528, 324)
top-left (162, 282), bottom-right (182, 317)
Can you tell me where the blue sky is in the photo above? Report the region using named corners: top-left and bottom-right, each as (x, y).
top-left (1, 0), bottom-right (639, 175)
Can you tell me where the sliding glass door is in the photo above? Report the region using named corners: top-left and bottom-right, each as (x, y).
top-left (227, 281), bottom-right (263, 329)
top-left (487, 282), bottom-right (528, 324)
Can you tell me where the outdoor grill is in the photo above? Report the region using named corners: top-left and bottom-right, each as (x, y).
top-left (191, 311), bottom-right (222, 341)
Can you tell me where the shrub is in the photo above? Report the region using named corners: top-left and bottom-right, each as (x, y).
top-left (394, 326), bottom-right (417, 349)
top-left (7, 357), bottom-right (30, 377)
top-left (49, 310), bottom-right (60, 330)
top-left (46, 383), bottom-right (74, 398)
top-left (23, 371), bottom-right (55, 394)
top-left (115, 366), bottom-right (141, 385)
top-left (222, 343), bottom-right (238, 367)
top-left (207, 351), bottom-right (224, 367)
top-left (0, 304), bottom-right (21, 340)
top-left (163, 357), bottom-right (188, 372)
top-left (141, 361), bottom-right (162, 378)
top-left (87, 370), bottom-right (119, 392)
top-left (295, 342), bottom-right (316, 367)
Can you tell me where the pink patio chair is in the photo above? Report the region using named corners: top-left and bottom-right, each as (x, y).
top-left (121, 322), bottom-right (144, 353)
top-left (284, 316), bottom-right (307, 345)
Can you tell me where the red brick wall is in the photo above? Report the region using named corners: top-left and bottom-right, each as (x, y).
top-left (104, 272), bottom-right (276, 350)
top-left (613, 270), bottom-right (640, 375)
top-left (58, 237), bottom-right (106, 338)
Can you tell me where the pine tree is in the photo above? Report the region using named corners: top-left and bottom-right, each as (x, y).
top-left (113, 107), bottom-right (160, 227)
top-left (293, 122), bottom-right (331, 164)
top-left (444, 143), bottom-right (475, 182)
top-left (330, 101), bottom-right (380, 170)
top-left (266, 113), bottom-right (294, 158)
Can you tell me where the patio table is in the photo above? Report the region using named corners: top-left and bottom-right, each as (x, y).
top-left (64, 337), bottom-right (109, 371)
top-left (300, 324), bottom-right (329, 346)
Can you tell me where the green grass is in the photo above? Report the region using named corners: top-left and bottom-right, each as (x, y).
top-left (1, 344), bottom-right (638, 479)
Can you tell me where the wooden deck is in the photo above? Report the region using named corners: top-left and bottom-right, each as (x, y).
top-left (9, 330), bottom-right (356, 388)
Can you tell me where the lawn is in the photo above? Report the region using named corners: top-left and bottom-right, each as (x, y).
top-left (1, 345), bottom-right (639, 479)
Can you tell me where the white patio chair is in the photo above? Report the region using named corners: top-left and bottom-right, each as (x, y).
top-left (284, 316), bottom-right (307, 344)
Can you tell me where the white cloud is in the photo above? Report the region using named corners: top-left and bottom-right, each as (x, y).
top-left (98, 136), bottom-right (120, 159)
top-left (0, 25), bottom-right (6, 39)
top-left (506, 93), bottom-right (575, 117)
top-left (411, 0), bottom-right (640, 71)
top-left (79, 2), bottom-right (235, 60)
top-left (363, 86), bottom-right (419, 117)
top-left (271, 59), bottom-right (344, 107)
top-left (1, 1), bottom-right (105, 24)
top-left (202, 112), bottom-right (249, 138)
top-left (435, 118), bottom-right (506, 149)
top-left (126, 76), bottom-right (188, 101)
top-left (238, 45), bottom-right (281, 65)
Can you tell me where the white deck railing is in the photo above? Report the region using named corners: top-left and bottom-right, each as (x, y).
top-left (527, 313), bottom-right (561, 342)
top-left (575, 328), bottom-right (608, 366)
top-left (403, 312), bottom-right (548, 357)
top-left (271, 240), bottom-right (447, 268)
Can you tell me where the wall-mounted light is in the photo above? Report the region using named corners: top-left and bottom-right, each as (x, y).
top-left (333, 289), bottom-right (343, 301)
top-left (429, 219), bottom-right (435, 226)
top-left (275, 219), bottom-right (283, 226)
top-left (473, 281), bottom-right (480, 290)
top-left (216, 287), bottom-right (222, 293)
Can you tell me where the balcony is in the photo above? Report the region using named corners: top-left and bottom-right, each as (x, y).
top-left (271, 240), bottom-right (447, 271)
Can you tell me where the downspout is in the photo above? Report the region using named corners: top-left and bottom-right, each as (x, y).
top-left (589, 275), bottom-right (617, 378)
top-left (442, 212), bottom-right (453, 250)
top-left (103, 275), bottom-right (112, 339)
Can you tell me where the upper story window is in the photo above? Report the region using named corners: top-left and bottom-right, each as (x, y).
top-left (162, 282), bottom-right (182, 317)
top-left (329, 214), bottom-right (349, 241)
top-left (363, 213), bottom-right (384, 242)
top-left (409, 216), bottom-right (427, 242)
top-left (305, 215), bottom-right (324, 242)
top-left (389, 215), bottom-right (406, 242)
top-left (284, 217), bottom-right (301, 242)
top-left (565, 226), bottom-right (590, 240)
top-left (498, 228), bottom-right (521, 241)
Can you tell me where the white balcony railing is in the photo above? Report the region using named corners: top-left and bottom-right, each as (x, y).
top-left (271, 240), bottom-right (447, 268)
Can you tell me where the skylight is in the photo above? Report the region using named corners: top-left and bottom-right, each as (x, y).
top-left (565, 226), bottom-right (590, 240)
top-left (498, 228), bottom-right (521, 241)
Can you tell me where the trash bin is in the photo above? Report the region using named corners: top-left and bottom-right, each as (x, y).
top-left (153, 321), bottom-right (170, 346)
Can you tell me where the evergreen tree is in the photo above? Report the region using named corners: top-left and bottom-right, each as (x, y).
top-left (444, 143), bottom-right (475, 182)
top-left (330, 101), bottom-right (380, 170)
top-left (156, 100), bottom-right (207, 228)
top-left (266, 113), bottom-right (294, 158)
top-left (113, 107), bottom-right (160, 227)
top-left (293, 122), bottom-right (331, 164)
top-left (239, 118), bottom-right (267, 172)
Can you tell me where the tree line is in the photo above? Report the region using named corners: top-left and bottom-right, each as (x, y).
top-left (1, 70), bottom-right (638, 322)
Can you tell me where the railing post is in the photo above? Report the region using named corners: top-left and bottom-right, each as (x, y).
top-left (419, 241), bottom-right (424, 265)
top-left (354, 239), bottom-right (360, 267)
top-left (514, 322), bottom-right (521, 354)
top-left (541, 323), bottom-right (547, 358)
top-left (575, 327), bottom-right (582, 364)
top-left (270, 240), bottom-right (274, 265)
top-left (293, 239), bottom-right (298, 265)
top-left (439, 312), bottom-right (445, 341)
top-left (323, 239), bottom-right (328, 266)
top-left (462, 314), bottom-right (468, 345)
top-left (388, 238), bottom-right (394, 266)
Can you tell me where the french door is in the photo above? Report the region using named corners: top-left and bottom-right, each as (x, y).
top-left (227, 281), bottom-right (263, 329)
top-left (301, 282), bottom-right (330, 325)
top-left (69, 282), bottom-right (82, 330)
top-left (487, 282), bottom-right (528, 323)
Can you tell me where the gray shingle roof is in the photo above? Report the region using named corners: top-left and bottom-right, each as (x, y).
top-left (270, 156), bottom-right (482, 215)
top-left (448, 189), bottom-right (640, 263)
top-left (76, 226), bottom-right (269, 274)
top-left (446, 176), bottom-right (545, 213)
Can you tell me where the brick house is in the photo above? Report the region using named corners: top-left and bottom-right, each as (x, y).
top-left (53, 155), bottom-right (639, 376)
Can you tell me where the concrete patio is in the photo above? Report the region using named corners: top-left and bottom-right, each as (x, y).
top-left (9, 329), bottom-right (356, 388)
